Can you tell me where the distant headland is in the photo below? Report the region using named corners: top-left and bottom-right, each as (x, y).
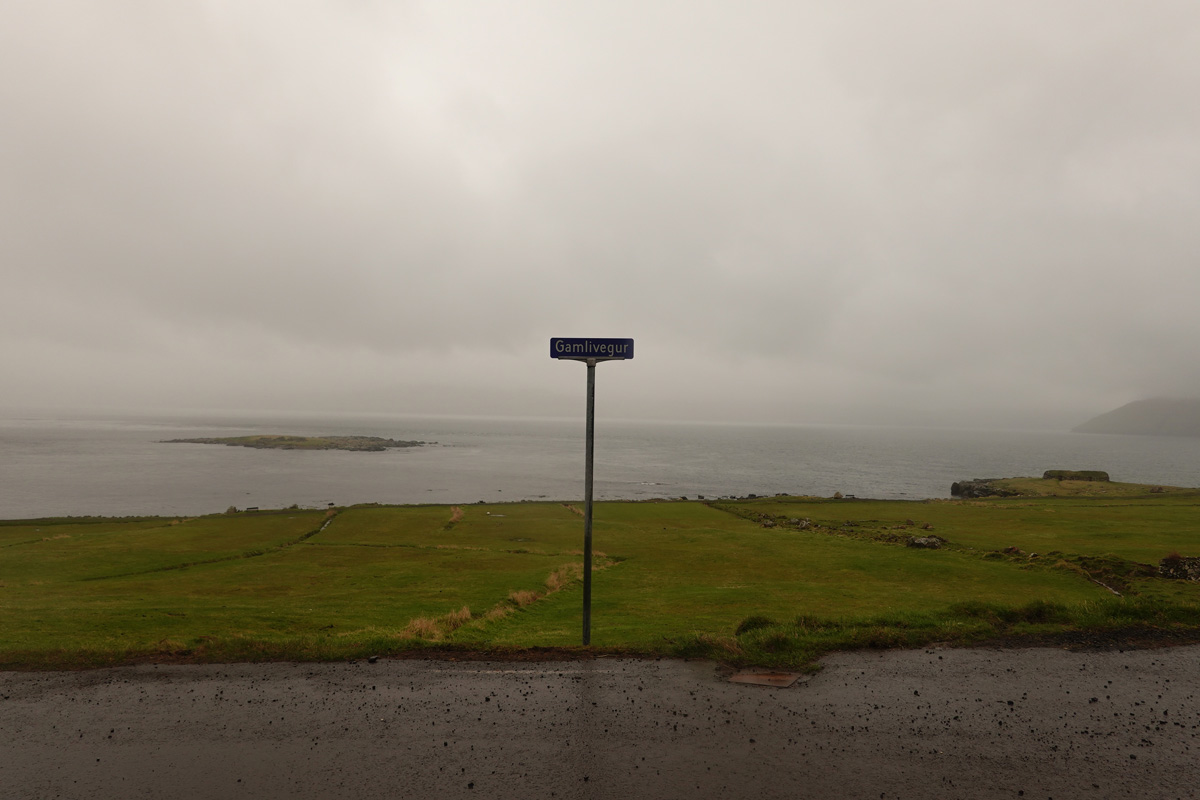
top-left (1074, 398), bottom-right (1200, 437)
top-left (161, 435), bottom-right (427, 452)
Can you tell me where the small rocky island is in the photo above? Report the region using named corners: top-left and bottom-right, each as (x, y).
top-left (161, 435), bottom-right (426, 452)
top-left (949, 471), bottom-right (1187, 499)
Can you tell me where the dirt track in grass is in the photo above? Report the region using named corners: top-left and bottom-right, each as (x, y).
top-left (4, 644), bottom-right (1199, 799)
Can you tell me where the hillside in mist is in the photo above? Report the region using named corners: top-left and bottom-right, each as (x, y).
top-left (1074, 398), bottom-right (1200, 437)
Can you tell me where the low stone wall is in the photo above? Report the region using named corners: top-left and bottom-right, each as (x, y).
top-left (1043, 470), bottom-right (1110, 482)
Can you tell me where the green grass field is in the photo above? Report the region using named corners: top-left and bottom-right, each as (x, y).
top-left (3, 481), bottom-right (1199, 670)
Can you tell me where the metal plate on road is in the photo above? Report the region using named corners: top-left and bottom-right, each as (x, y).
top-left (729, 671), bottom-right (806, 688)
top-left (550, 337), bottom-right (634, 361)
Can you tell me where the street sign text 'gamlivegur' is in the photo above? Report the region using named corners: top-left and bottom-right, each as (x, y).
top-left (550, 338), bottom-right (635, 361)
top-left (550, 337), bottom-right (634, 645)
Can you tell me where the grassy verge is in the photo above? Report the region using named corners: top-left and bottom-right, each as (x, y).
top-left (677, 597), bottom-right (1200, 670)
top-left (2, 492), bottom-right (1199, 670)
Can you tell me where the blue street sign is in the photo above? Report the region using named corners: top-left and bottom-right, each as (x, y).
top-left (550, 337), bottom-right (635, 361)
top-left (550, 336), bottom-right (634, 645)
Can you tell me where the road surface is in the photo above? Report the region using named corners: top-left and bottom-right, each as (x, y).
top-left (4, 645), bottom-right (1198, 799)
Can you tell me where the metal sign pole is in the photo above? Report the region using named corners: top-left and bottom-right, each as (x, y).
top-left (549, 337), bottom-right (633, 648)
top-left (583, 358), bottom-right (596, 645)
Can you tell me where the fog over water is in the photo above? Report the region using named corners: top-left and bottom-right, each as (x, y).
top-left (4, 2), bottom-right (1200, 429)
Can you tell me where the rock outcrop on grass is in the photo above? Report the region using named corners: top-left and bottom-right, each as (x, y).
top-left (950, 479), bottom-right (1018, 499)
top-left (1159, 554), bottom-right (1200, 581)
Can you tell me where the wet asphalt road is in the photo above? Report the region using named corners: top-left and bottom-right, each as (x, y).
top-left (3, 646), bottom-right (1198, 799)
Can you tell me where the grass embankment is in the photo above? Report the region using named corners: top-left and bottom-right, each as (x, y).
top-left (2, 480), bottom-right (1198, 670)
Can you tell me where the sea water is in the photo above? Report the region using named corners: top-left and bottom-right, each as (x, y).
top-left (1, 412), bottom-right (1199, 519)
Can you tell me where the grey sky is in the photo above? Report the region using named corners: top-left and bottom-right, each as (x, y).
top-left (3, 1), bottom-right (1198, 428)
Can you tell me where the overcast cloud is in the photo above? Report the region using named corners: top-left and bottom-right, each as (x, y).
top-left (3, 1), bottom-right (1199, 428)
